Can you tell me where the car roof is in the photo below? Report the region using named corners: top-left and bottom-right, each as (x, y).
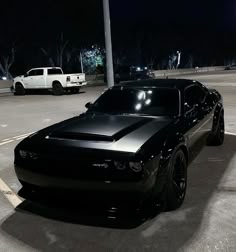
top-left (113, 78), bottom-right (200, 91)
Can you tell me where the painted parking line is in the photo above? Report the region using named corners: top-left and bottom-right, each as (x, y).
top-left (0, 178), bottom-right (23, 208)
top-left (12, 132), bottom-right (34, 139)
top-left (225, 131), bottom-right (236, 136)
top-left (0, 132), bottom-right (34, 146)
top-left (0, 140), bottom-right (14, 146)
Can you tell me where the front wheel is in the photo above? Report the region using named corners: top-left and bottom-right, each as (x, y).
top-left (165, 149), bottom-right (187, 211)
top-left (14, 83), bottom-right (25, 95)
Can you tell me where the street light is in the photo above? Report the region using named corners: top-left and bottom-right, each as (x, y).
top-left (103, 0), bottom-right (114, 88)
top-left (176, 51), bottom-right (181, 69)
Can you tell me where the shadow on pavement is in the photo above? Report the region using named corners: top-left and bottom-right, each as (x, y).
top-left (1, 135), bottom-right (235, 251)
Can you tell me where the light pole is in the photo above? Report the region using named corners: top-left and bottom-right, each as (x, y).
top-left (103, 0), bottom-right (114, 88)
top-left (176, 51), bottom-right (181, 69)
top-left (80, 51), bottom-right (84, 73)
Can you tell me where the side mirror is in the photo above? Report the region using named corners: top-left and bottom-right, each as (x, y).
top-left (85, 102), bottom-right (93, 109)
top-left (24, 73), bottom-right (28, 77)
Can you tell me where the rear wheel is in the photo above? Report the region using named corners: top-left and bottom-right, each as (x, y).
top-left (52, 82), bottom-right (64, 95)
top-left (207, 112), bottom-right (224, 146)
top-left (165, 149), bottom-right (187, 211)
top-left (14, 83), bottom-right (25, 95)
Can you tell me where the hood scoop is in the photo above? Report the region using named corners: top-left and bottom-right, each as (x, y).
top-left (49, 132), bottom-right (114, 142)
top-left (48, 116), bottom-right (153, 142)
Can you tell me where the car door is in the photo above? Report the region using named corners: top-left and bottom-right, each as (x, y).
top-left (183, 84), bottom-right (211, 153)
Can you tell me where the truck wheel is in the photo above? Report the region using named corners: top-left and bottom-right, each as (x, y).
top-left (14, 83), bottom-right (25, 95)
top-left (71, 88), bottom-right (80, 94)
top-left (52, 82), bottom-right (64, 95)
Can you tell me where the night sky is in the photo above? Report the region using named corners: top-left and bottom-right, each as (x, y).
top-left (1, 0), bottom-right (236, 74)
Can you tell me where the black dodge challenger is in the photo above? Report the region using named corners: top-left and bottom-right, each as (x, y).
top-left (14, 79), bottom-right (224, 215)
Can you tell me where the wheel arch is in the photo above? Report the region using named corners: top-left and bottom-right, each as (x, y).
top-left (52, 80), bottom-right (62, 88)
top-left (14, 81), bottom-right (25, 89)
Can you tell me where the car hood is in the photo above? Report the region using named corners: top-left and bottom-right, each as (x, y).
top-left (19, 114), bottom-right (173, 155)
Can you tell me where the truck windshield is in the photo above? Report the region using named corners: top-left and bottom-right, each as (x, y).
top-left (47, 69), bottom-right (63, 75)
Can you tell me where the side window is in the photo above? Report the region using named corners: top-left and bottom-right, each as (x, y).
top-left (35, 69), bottom-right (43, 76)
top-left (28, 70), bottom-right (35, 76)
top-left (184, 85), bottom-right (207, 112)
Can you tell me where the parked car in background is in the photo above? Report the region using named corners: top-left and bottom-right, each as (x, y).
top-left (13, 67), bottom-right (87, 95)
top-left (14, 79), bottom-right (224, 217)
top-left (224, 64), bottom-right (236, 70)
top-left (104, 65), bottom-right (154, 84)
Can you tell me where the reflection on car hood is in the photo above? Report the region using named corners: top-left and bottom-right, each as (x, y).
top-left (22, 114), bottom-right (173, 154)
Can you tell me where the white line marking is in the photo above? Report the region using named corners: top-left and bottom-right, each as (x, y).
top-left (225, 131), bottom-right (236, 136)
top-left (0, 124), bottom-right (8, 128)
top-left (16, 136), bottom-right (28, 141)
top-left (0, 140), bottom-right (14, 146)
top-left (12, 132), bottom-right (34, 139)
top-left (0, 178), bottom-right (23, 208)
top-left (1, 138), bottom-right (11, 142)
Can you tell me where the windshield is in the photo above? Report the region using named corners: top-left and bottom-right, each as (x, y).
top-left (89, 87), bottom-right (180, 116)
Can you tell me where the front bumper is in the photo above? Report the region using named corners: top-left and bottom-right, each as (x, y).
top-left (15, 164), bottom-right (155, 206)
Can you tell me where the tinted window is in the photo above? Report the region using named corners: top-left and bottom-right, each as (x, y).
top-left (90, 88), bottom-right (179, 116)
top-left (48, 69), bottom-right (63, 75)
top-left (184, 85), bottom-right (206, 108)
top-left (28, 70), bottom-right (35, 76)
top-left (28, 69), bottom-right (43, 76)
top-left (35, 69), bottom-right (43, 75)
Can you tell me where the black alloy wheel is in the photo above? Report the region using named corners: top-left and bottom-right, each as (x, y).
top-left (207, 111), bottom-right (225, 146)
top-left (165, 149), bottom-right (187, 211)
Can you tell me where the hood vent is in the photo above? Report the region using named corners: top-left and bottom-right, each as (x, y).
top-left (49, 132), bottom-right (114, 142)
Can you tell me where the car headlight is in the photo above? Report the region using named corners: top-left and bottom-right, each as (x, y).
top-left (19, 150), bottom-right (28, 159)
top-left (113, 161), bottom-right (143, 172)
top-left (19, 150), bottom-right (39, 160)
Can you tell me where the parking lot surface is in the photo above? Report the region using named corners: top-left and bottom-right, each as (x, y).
top-left (0, 73), bottom-right (236, 252)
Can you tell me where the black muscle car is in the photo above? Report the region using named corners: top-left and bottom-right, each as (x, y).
top-left (14, 79), bottom-right (224, 215)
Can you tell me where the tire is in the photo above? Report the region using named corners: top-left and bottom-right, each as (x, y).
top-left (14, 83), bottom-right (25, 95)
top-left (52, 82), bottom-right (64, 95)
top-left (165, 149), bottom-right (187, 211)
top-left (70, 87), bottom-right (80, 94)
top-left (207, 111), bottom-right (225, 146)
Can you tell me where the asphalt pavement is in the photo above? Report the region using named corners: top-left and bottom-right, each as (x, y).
top-left (0, 72), bottom-right (236, 252)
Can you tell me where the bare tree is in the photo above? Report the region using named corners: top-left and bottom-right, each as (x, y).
top-left (0, 47), bottom-right (16, 79)
top-left (40, 48), bottom-right (55, 67)
top-left (41, 33), bottom-right (69, 68)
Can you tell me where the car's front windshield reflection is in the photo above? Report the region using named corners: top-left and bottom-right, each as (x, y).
top-left (89, 87), bottom-right (179, 116)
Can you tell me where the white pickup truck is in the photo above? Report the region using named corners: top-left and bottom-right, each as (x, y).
top-left (13, 67), bottom-right (87, 95)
